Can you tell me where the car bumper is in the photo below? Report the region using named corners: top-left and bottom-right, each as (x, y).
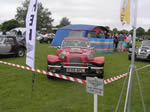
top-left (48, 65), bottom-right (104, 73)
top-left (129, 52), bottom-right (150, 60)
top-left (136, 54), bottom-right (149, 59)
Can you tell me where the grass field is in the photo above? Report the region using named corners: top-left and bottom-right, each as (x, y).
top-left (0, 41), bottom-right (150, 112)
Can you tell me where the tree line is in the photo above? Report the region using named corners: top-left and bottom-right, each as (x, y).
top-left (0, 0), bottom-right (71, 32)
top-left (0, 0), bottom-right (150, 37)
top-left (111, 27), bottom-right (150, 37)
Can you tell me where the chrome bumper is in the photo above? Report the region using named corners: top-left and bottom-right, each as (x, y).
top-left (48, 65), bottom-right (104, 70)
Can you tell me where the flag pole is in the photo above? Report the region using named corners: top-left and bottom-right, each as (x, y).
top-left (123, 0), bottom-right (138, 111)
top-left (131, 0), bottom-right (138, 67)
top-left (32, 71), bottom-right (35, 91)
top-left (116, 0), bottom-right (146, 111)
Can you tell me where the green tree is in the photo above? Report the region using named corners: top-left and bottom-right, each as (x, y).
top-left (129, 29), bottom-right (133, 35)
top-left (146, 29), bottom-right (150, 35)
top-left (136, 27), bottom-right (145, 36)
top-left (1, 19), bottom-right (20, 31)
top-left (15, 0), bottom-right (54, 30)
top-left (112, 28), bottom-right (118, 34)
top-left (105, 26), bottom-right (110, 31)
top-left (0, 24), bottom-right (2, 31)
top-left (57, 17), bottom-right (71, 28)
top-left (119, 29), bottom-right (129, 34)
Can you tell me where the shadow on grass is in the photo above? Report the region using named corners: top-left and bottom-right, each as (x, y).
top-left (135, 59), bottom-right (150, 63)
top-left (46, 74), bottom-right (86, 84)
top-left (0, 54), bottom-right (17, 59)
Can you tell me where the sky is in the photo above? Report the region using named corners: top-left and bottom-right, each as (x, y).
top-left (0, 0), bottom-right (150, 31)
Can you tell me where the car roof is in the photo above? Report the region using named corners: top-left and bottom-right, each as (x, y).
top-left (143, 40), bottom-right (150, 42)
top-left (0, 35), bottom-right (16, 38)
top-left (142, 40), bottom-right (150, 44)
top-left (64, 37), bottom-right (88, 41)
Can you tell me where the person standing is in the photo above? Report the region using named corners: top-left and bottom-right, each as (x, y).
top-left (17, 30), bottom-right (22, 36)
top-left (2, 31), bottom-right (6, 35)
top-left (99, 31), bottom-right (105, 39)
top-left (127, 34), bottom-right (132, 43)
top-left (118, 33), bottom-right (124, 52)
top-left (105, 32), bottom-right (111, 39)
top-left (96, 32), bottom-right (100, 38)
top-left (113, 33), bottom-right (119, 51)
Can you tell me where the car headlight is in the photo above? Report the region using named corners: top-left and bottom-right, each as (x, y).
top-left (87, 53), bottom-right (94, 60)
top-left (59, 53), bottom-right (65, 59)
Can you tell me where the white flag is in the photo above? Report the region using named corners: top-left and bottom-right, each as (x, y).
top-left (26, 0), bottom-right (38, 69)
top-left (120, 0), bottom-right (135, 26)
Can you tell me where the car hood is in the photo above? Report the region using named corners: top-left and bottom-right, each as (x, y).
top-left (69, 48), bottom-right (83, 53)
top-left (140, 45), bottom-right (150, 49)
top-left (60, 48), bottom-right (91, 55)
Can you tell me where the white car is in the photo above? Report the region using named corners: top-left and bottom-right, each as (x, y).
top-left (128, 40), bottom-right (150, 60)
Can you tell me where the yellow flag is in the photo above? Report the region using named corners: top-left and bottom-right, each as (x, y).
top-left (120, 0), bottom-right (134, 25)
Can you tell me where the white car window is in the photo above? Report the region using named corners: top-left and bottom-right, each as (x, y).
top-left (5, 38), bottom-right (14, 44)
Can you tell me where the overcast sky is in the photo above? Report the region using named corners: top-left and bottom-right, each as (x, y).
top-left (0, 0), bottom-right (150, 30)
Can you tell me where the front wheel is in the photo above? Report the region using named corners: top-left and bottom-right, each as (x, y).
top-left (39, 40), bottom-right (42, 43)
top-left (47, 65), bottom-right (54, 79)
top-left (17, 48), bottom-right (25, 57)
top-left (96, 64), bottom-right (104, 79)
top-left (128, 55), bottom-right (137, 61)
top-left (97, 72), bottom-right (104, 78)
top-left (89, 63), bottom-right (104, 79)
top-left (47, 62), bottom-right (57, 79)
top-left (128, 55), bottom-right (131, 60)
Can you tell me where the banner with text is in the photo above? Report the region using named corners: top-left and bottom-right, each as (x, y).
top-left (26, 0), bottom-right (38, 69)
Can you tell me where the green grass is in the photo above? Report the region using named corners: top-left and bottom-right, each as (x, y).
top-left (0, 41), bottom-right (150, 112)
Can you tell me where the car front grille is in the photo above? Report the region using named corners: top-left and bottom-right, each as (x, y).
top-left (140, 47), bottom-right (148, 54)
top-left (70, 57), bottom-right (82, 66)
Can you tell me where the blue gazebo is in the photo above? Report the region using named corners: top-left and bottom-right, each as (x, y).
top-left (51, 24), bottom-right (107, 46)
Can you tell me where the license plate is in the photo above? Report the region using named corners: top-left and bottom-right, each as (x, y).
top-left (66, 68), bottom-right (85, 73)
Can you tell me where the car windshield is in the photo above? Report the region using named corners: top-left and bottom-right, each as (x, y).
top-left (142, 40), bottom-right (150, 46)
top-left (61, 40), bottom-right (90, 48)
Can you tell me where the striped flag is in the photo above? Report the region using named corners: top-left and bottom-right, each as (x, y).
top-left (120, 0), bottom-right (135, 26)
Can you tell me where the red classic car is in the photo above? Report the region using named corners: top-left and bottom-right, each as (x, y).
top-left (47, 37), bottom-right (104, 79)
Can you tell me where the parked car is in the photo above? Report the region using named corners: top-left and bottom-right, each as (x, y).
top-left (7, 29), bottom-right (26, 45)
top-left (36, 33), bottom-right (43, 40)
top-left (39, 33), bottom-right (54, 44)
top-left (47, 37), bottom-right (104, 79)
top-left (128, 40), bottom-right (150, 60)
top-left (0, 35), bottom-right (26, 57)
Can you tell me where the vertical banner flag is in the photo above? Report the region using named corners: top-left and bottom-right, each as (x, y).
top-left (120, 0), bottom-right (135, 26)
top-left (26, 0), bottom-right (38, 69)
